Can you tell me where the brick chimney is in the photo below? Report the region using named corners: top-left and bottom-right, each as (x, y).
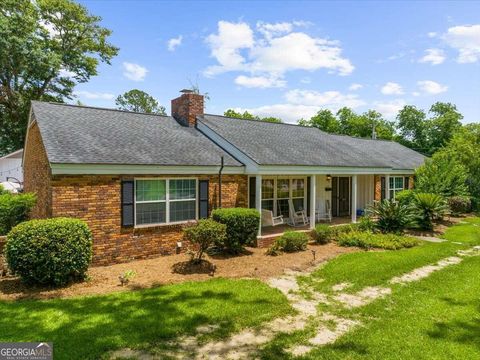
top-left (171, 89), bottom-right (204, 127)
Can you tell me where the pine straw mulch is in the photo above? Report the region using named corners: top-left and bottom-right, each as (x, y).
top-left (0, 243), bottom-right (355, 301)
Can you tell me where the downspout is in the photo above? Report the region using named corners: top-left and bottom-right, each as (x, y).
top-left (218, 156), bottom-right (224, 208)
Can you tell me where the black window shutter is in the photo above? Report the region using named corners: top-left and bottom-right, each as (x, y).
top-left (121, 179), bottom-right (134, 227)
top-left (404, 176), bottom-right (410, 190)
top-left (199, 180), bottom-right (209, 218)
top-left (307, 177), bottom-right (311, 216)
top-left (249, 177), bottom-right (256, 209)
top-left (381, 177), bottom-right (386, 201)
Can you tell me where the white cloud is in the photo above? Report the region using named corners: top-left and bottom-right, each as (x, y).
top-left (122, 62), bottom-right (148, 81)
top-left (167, 35), bottom-right (183, 51)
top-left (443, 24), bottom-right (480, 63)
top-left (419, 48), bottom-right (446, 65)
top-left (300, 77), bottom-right (311, 84)
top-left (417, 80), bottom-right (448, 95)
top-left (204, 20), bottom-right (354, 87)
top-left (74, 90), bottom-right (115, 100)
top-left (381, 82), bottom-right (404, 95)
top-left (234, 75), bottom-right (286, 88)
top-left (349, 83), bottom-right (363, 91)
top-left (373, 99), bottom-right (406, 118)
top-left (236, 89), bottom-right (365, 123)
top-left (427, 32), bottom-right (437, 38)
top-left (412, 91), bottom-right (421, 97)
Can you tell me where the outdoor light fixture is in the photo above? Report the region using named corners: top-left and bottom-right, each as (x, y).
top-left (176, 241), bottom-right (182, 248)
top-left (326, 175), bottom-right (332, 181)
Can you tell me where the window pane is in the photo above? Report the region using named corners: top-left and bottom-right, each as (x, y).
top-left (277, 199), bottom-right (289, 217)
top-left (261, 199), bottom-right (274, 211)
top-left (389, 177), bottom-right (394, 188)
top-left (170, 200), bottom-right (196, 222)
top-left (169, 179), bottom-right (196, 200)
top-left (262, 179), bottom-right (274, 199)
top-left (395, 177), bottom-right (404, 190)
top-left (292, 179), bottom-right (305, 198)
top-left (293, 198), bottom-right (304, 212)
top-left (389, 190), bottom-right (395, 199)
top-left (277, 179), bottom-right (289, 198)
top-left (136, 180), bottom-right (166, 202)
top-left (136, 202), bottom-right (166, 225)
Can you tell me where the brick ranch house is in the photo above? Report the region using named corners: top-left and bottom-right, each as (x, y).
top-left (23, 91), bottom-right (425, 265)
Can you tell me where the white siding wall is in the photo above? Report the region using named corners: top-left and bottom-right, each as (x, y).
top-left (0, 158), bottom-right (23, 182)
top-left (357, 174), bottom-right (374, 211)
top-left (315, 175), bottom-right (332, 213)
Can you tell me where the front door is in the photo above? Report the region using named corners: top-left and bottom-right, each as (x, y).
top-left (332, 177), bottom-right (350, 217)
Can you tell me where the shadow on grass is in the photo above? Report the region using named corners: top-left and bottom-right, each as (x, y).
top-left (0, 279), bottom-right (287, 360)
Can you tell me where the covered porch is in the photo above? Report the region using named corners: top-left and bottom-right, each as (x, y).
top-left (251, 173), bottom-right (411, 237)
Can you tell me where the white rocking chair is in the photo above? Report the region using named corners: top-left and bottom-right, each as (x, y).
top-left (316, 199), bottom-right (332, 222)
top-left (287, 199), bottom-right (309, 227)
top-left (261, 209), bottom-right (284, 227)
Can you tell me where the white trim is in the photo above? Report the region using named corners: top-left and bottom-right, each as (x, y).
top-left (134, 177), bottom-right (198, 228)
top-left (255, 175), bottom-right (262, 236)
top-left (351, 175), bottom-right (357, 223)
top-left (0, 149), bottom-right (23, 160)
top-left (255, 165), bottom-right (414, 175)
top-left (310, 175), bottom-right (316, 229)
top-left (51, 163), bottom-right (244, 175)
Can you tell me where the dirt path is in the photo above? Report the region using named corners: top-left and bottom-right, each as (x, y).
top-left (111, 246), bottom-right (480, 359)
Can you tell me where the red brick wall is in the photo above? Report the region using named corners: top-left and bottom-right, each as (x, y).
top-left (374, 175), bottom-right (415, 201)
top-left (171, 93), bottom-right (204, 127)
top-left (23, 121), bottom-right (52, 218)
top-left (51, 174), bottom-right (248, 265)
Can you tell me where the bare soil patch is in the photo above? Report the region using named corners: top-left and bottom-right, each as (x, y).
top-left (0, 243), bottom-right (354, 301)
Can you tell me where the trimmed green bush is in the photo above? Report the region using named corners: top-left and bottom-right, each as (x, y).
top-left (358, 216), bottom-right (377, 232)
top-left (395, 189), bottom-right (415, 206)
top-left (268, 231), bottom-right (309, 255)
top-left (312, 224), bottom-right (333, 244)
top-left (0, 184), bottom-right (8, 195)
top-left (447, 196), bottom-right (471, 216)
top-left (5, 218), bottom-right (93, 286)
top-left (183, 219), bottom-right (227, 262)
top-left (211, 208), bottom-right (260, 253)
top-left (0, 193), bottom-right (36, 235)
top-left (338, 231), bottom-right (419, 250)
top-left (367, 199), bottom-right (414, 233)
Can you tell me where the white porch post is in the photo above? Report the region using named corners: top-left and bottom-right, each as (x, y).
top-left (351, 175), bottom-right (357, 223)
top-left (385, 174), bottom-right (391, 200)
top-left (255, 175), bottom-right (262, 236)
top-left (310, 175), bottom-right (316, 229)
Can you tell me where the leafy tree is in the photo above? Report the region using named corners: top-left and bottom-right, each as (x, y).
top-left (396, 105), bottom-right (428, 153)
top-left (224, 109), bottom-right (282, 123)
top-left (427, 102), bottom-right (463, 154)
top-left (0, 0), bottom-right (118, 155)
top-left (115, 90), bottom-right (166, 115)
top-left (298, 109), bottom-right (340, 133)
top-left (415, 151), bottom-right (469, 198)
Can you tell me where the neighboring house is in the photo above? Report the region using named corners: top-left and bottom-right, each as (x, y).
top-left (0, 149), bottom-right (23, 183)
top-left (23, 91), bottom-right (425, 265)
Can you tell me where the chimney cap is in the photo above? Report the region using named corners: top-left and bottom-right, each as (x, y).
top-left (180, 89), bottom-right (194, 94)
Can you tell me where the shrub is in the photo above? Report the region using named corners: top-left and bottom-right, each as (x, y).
top-left (0, 184), bottom-right (8, 195)
top-left (211, 208), bottom-right (260, 253)
top-left (358, 216), bottom-right (376, 232)
top-left (413, 193), bottom-right (448, 230)
top-left (268, 231), bottom-right (309, 255)
top-left (395, 189), bottom-right (415, 206)
top-left (447, 196), bottom-right (471, 216)
top-left (5, 218), bottom-right (93, 286)
top-left (0, 193), bottom-right (36, 235)
top-left (367, 199), bottom-right (414, 233)
top-left (338, 231), bottom-right (419, 250)
top-left (183, 219), bottom-right (227, 262)
top-left (312, 224), bottom-right (333, 244)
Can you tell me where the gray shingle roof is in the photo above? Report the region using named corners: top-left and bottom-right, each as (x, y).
top-left (31, 101), bottom-right (242, 166)
top-left (198, 114), bottom-right (426, 170)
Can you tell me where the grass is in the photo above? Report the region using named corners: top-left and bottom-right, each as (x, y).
top-left (261, 217), bottom-right (480, 359)
top-left (0, 278), bottom-right (292, 360)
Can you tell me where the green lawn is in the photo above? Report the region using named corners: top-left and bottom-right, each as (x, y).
top-left (0, 278), bottom-right (292, 359)
top-left (261, 217), bottom-right (480, 359)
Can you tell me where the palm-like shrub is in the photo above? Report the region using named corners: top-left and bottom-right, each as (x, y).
top-left (413, 193), bottom-right (448, 230)
top-left (367, 199), bottom-right (414, 233)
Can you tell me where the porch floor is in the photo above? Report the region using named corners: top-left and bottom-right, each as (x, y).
top-left (260, 216), bottom-right (352, 238)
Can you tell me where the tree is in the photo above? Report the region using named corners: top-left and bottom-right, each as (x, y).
top-left (415, 151), bottom-right (469, 198)
top-left (115, 90), bottom-right (166, 115)
top-left (396, 105), bottom-right (428, 153)
top-left (428, 102), bottom-right (463, 154)
top-left (224, 109), bottom-right (282, 123)
top-left (0, 0), bottom-right (118, 155)
top-left (298, 109), bottom-right (340, 133)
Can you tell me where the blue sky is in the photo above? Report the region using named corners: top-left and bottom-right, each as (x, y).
top-left (74, 0), bottom-right (480, 124)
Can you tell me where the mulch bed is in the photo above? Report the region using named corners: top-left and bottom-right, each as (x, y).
top-left (0, 243), bottom-right (355, 301)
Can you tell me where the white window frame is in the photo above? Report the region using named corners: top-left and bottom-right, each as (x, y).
top-left (134, 177), bottom-right (198, 228)
top-left (260, 176), bottom-right (307, 216)
top-left (389, 176), bottom-right (405, 200)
